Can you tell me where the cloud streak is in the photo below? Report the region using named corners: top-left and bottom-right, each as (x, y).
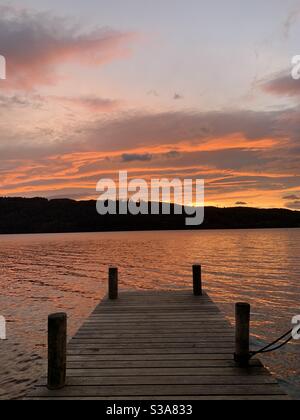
top-left (285, 200), bottom-right (300, 209)
top-left (54, 96), bottom-right (122, 113)
top-left (122, 153), bottom-right (153, 162)
top-left (283, 194), bottom-right (300, 200)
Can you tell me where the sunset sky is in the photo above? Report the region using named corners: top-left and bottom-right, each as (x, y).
top-left (1, 0), bottom-right (300, 208)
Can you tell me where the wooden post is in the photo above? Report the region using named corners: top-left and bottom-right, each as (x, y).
top-left (234, 303), bottom-right (250, 367)
top-left (47, 313), bottom-right (67, 390)
top-left (109, 267), bottom-right (118, 300)
top-left (193, 264), bottom-right (202, 296)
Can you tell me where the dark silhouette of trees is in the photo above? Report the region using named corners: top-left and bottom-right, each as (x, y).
top-left (0, 197), bottom-right (300, 234)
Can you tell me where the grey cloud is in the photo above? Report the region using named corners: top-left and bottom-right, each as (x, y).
top-left (174, 93), bottom-right (184, 100)
top-left (0, 105), bottom-right (299, 165)
top-left (54, 96), bottom-right (121, 112)
top-left (0, 107), bottom-right (296, 164)
top-left (84, 109), bottom-right (281, 153)
top-left (0, 94), bottom-right (44, 108)
top-left (165, 150), bottom-right (181, 159)
top-left (262, 73), bottom-right (300, 97)
top-left (283, 194), bottom-right (300, 200)
top-left (285, 200), bottom-right (300, 210)
top-left (121, 153), bottom-right (153, 162)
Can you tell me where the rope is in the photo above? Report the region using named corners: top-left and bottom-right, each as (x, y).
top-left (249, 328), bottom-right (293, 359)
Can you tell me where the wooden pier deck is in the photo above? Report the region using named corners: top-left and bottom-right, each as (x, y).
top-left (27, 288), bottom-right (288, 400)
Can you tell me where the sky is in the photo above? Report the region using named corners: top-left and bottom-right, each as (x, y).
top-left (1, 0), bottom-right (300, 208)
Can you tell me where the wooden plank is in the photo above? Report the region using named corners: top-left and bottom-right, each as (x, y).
top-left (79, 326), bottom-right (230, 332)
top-left (72, 337), bottom-right (234, 343)
top-left (73, 323), bottom-right (229, 331)
top-left (68, 345), bottom-right (235, 351)
top-left (64, 367), bottom-right (269, 376)
top-left (65, 359), bottom-right (263, 369)
top-left (67, 347), bottom-right (234, 354)
top-left (66, 352), bottom-right (236, 360)
top-left (28, 395), bottom-right (290, 400)
top-left (74, 333), bottom-right (235, 338)
top-left (36, 375), bottom-right (277, 386)
top-left (82, 320), bottom-right (229, 324)
top-left (67, 344), bottom-right (234, 353)
top-left (89, 317), bottom-right (224, 321)
top-left (29, 384), bottom-right (286, 397)
top-left (74, 336), bottom-right (234, 341)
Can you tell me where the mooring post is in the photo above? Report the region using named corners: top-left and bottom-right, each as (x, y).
top-left (193, 264), bottom-right (202, 296)
top-left (234, 302), bottom-right (250, 367)
top-left (109, 267), bottom-right (118, 300)
top-left (47, 313), bottom-right (67, 390)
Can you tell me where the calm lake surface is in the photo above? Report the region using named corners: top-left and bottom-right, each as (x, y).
top-left (0, 229), bottom-right (299, 399)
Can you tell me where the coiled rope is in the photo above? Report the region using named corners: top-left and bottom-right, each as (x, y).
top-left (249, 328), bottom-right (294, 359)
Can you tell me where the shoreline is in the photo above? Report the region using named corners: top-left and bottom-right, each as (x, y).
top-left (1, 225), bottom-right (300, 237)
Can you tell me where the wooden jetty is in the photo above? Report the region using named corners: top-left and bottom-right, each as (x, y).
top-left (27, 266), bottom-right (288, 400)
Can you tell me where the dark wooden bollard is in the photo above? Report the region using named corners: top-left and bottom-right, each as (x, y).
top-left (109, 267), bottom-right (118, 300)
top-left (193, 264), bottom-right (202, 296)
top-left (234, 303), bottom-right (250, 367)
top-left (47, 313), bottom-right (67, 390)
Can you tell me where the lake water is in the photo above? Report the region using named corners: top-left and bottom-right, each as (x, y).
top-left (0, 229), bottom-right (299, 400)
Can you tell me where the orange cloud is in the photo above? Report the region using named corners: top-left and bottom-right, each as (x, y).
top-left (0, 105), bottom-right (299, 209)
top-left (0, 140), bottom-right (297, 207)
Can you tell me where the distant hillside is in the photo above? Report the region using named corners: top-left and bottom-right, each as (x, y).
top-left (0, 197), bottom-right (300, 234)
